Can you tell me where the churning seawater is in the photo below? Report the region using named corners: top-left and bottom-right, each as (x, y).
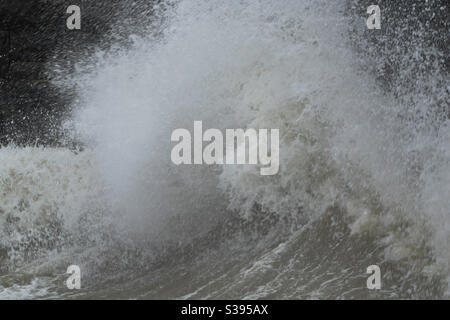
top-left (0, 0), bottom-right (449, 299)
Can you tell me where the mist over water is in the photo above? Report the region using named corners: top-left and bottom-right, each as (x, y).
top-left (0, 0), bottom-right (448, 299)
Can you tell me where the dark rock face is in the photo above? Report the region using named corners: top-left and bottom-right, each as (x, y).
top-left (0, 0), bottom-right (448, 146)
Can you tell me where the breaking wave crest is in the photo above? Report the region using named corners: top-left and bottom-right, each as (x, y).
top-left (0, 0), bottom-right (448, 299)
